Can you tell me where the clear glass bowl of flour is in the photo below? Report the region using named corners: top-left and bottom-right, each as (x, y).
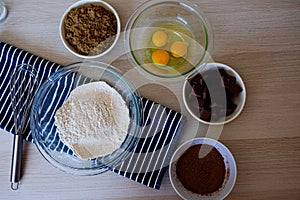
top-left (31, 61), bottom-right (143, 175)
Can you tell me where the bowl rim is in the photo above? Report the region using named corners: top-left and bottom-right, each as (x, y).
top-left (124, 0), bottom-right (213, 80)
top-left (182, 62), bottom-right (247, 125)
top-left (169, 137), bottom-right (237, 200)
top-left (30, 61), bottom-right (143, 175)
top-left (59, 0), bottom-right (121, 59)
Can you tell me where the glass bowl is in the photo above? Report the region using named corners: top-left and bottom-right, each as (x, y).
top-left (30, 61), bottom-right (142, 175)
top-left (125, 0), bottom-right (213, 79)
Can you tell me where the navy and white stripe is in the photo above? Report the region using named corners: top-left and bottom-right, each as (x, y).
top-left (0, 42), bottom-right (61, 142)
top-left (0, 41), bottom-right (186, 190)
top-left (112, 100), bottom-right (184, 189)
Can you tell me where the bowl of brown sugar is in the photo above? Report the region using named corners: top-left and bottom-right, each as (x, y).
top-left (60, 0), bottom-right (121, 59)
top-left (169, 138), bottom-right (237, 200)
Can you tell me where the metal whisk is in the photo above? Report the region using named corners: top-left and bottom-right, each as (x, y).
top-left (10, 64), bottom-right (39, 190)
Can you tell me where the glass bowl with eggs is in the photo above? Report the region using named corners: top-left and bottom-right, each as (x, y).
top-left (125, 0), bottom-right (213, 79)
top-left (30, 61), bottom-right (143, 175)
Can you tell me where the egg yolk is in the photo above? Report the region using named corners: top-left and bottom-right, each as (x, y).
top-left (151, 49), bottom-right (170, 66)
top-left (152, 31), bottom-right (168, 47)
top-left (170, 41), bottom-right (187, 58)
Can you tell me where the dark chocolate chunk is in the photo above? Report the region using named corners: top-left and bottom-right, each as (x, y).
top-left (225, 88), bottom-right (233, 98)
top-left (227, 75), bottom-right (237, 87)
top-left (229, 83), bottom-right (243, 96)
top-left (203, 97), bottom-right (211, 110)
top-left (226, 102), bottom-right (237, 116)
top-left (218, 68), bottom-right (227, 77)
top-left (222, 75), bottom-right (230, 88)
top-left (197, 98), bottom-right (205, 109)
top-left (192, 85), bottom-right (203, 97)
top-left (200, 108), bottom-right (211, 121)
top-left (190, 74), bottom-right (203, 86)
top-left (202, 91), bottom-right (207, 100)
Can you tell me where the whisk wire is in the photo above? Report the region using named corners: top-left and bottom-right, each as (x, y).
top-left (9, 63), bottom-right (39, 190)
top-left (10, 65), bottom-right (39, 134)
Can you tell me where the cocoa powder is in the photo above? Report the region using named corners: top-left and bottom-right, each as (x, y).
top-left (176, 144), bottom-right (226, 195)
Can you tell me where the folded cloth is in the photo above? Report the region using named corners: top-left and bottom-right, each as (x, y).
top-left (0, 41), bottom-right (186, 189)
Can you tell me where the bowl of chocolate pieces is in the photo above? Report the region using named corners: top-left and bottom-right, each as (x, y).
top-left (59, 0), bottom-right (121, 59)
top-left (183, 62), bottom-right (246, 125)
top-left (169, 137), bottom-right (237, 200)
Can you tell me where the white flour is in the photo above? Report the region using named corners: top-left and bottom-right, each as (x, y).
top-left (54, 81), bottom-right (130, 159)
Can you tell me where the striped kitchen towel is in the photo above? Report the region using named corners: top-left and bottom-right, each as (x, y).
top-left (0, 41), bottom-right (186, 189)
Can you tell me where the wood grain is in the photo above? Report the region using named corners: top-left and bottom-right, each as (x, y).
top-left (0, 0), bottom-right (300, 199)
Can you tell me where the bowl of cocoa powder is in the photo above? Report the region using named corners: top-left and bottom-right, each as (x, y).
top-left (169, 138), bottom-right (237, 200)
top-left (59, 0), bottom-right (121, 59)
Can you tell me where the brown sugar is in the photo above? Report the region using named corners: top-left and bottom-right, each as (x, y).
top-left (64, 4), bottom-right (117, 56)
top-left (176, 144), bottom-right (226, 195)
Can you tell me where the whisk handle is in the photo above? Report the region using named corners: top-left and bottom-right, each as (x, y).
top-left (10, 134), bottom-right (23, 190)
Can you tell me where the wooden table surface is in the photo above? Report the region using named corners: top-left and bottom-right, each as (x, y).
top-left (1, 0), bottom-right (300, 199)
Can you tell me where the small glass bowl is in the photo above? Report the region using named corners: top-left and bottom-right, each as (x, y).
top-left (125, 0), bottom-right (213, 79)
top-left (30, 61), bottom-right (142, 175)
